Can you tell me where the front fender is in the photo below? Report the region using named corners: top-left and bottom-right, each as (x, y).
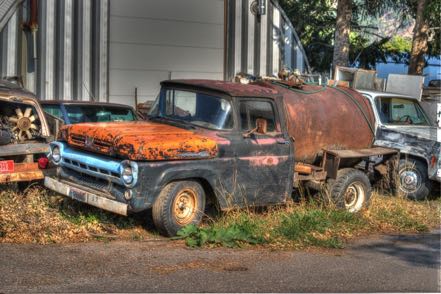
top-left (137, 159), bottom-right (231, 210)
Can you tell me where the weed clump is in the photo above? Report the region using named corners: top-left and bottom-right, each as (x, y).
top-left (276, 209), bottom-right (364, 248)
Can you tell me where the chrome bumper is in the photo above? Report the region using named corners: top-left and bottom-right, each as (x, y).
top-left (44, 176), bottom-right (128, 216)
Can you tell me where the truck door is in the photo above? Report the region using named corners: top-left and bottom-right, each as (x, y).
top-left (234, 98), bottom-right (293, 206)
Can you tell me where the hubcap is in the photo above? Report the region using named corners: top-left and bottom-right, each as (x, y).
top-left (173, 189), bottom-right (198, 225)
top-left (399, 169), bottom-right (421, 193)
top-left (344, 182), bottom-right (365, 212)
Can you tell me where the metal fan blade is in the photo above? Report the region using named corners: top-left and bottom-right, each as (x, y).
top-left (26, 130), bottom-right (32, 139)
top-left (24, 107), bottom-right (32, 118)
top-left (30, 124), bottom-right (38, 130)
top-left (15, 108), bottom-right (23, 118)
top-left (18, 130), bottom-right (25, 141)
top-left (29, 115), bottom-right (36, 122)
top-left (8, 117), bottom-right (18, 123)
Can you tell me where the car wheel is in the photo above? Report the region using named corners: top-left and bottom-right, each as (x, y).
top-left (398, 158), bottom-right (431, 201)
top-left (326, 168), bottom-right (371, 213)
top-left (152, 181), bottom-right (205, 236)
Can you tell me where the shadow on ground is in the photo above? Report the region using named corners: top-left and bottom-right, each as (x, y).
top-left (352, 230), bottom-right (441, 268)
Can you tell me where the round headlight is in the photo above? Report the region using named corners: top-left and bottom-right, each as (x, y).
top-left (121, 166), bottom-right (133, 184)
top-left (52, 146), bottom-right (61, 163)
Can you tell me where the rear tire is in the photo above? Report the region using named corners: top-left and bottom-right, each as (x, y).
top-left (152, 181), bottom-right (205, 237)
top-left (326, 168), bottom-right (371, 212)
top-left (398, 158), bottom-right (431, 201)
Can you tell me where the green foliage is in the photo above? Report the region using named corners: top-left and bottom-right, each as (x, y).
top-left (383, 36), bottom-right (412, 53)
top-left (277, 209), bottom-right (364, 248)
top-left (279, 0), bottom-right (336, 72)
top-left (424, 0), bottom-right (441, 57)
top-left (375, 207), bottom-right (429, 232)
top-left (176, 221), bottom-right (266, 248)
top-left (279, 0), bottom-right (440, 72)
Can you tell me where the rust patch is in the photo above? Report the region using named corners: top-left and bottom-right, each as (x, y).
top-left (268, 82), bottom-right (376, 163)
top-left (0, 162), bottom-right (44, 183)
top-left (239, 155), bottom-right (287, 167)
top-left (62, 121), bottom-right (218, 161)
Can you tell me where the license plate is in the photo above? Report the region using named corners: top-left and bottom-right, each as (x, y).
top-left (0, 160), bottom-right (14, 174)
top-left (69, 187), bottom-right (87, 202)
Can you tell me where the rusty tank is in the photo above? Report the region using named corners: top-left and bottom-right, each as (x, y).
top-left (264, 81), bottom-right (376, 164)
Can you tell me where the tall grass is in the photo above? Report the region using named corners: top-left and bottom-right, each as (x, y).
top-left (177, 192), bottom-right (440, 249)
top-left (0, 185), bottom-right (439, 248)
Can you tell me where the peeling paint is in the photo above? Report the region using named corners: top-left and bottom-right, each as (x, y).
top-left (62, 121), bottom-right (219, 161)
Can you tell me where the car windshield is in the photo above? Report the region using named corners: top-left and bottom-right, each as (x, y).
top-left (64, 105), bottom-right (136, 124)
top-left (153, 89), bottom-right (233, 130)
top-left (375, 97), bottom-right (430, 126)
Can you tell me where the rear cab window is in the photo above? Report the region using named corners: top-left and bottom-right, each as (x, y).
top-left (239, 99), bottom-right (280, 135)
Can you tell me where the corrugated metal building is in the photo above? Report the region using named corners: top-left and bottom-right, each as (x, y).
top-left (0, 0), bottom-right (309, 106)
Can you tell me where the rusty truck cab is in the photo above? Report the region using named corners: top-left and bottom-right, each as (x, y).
top-left (154, 80), bottom-right (295, 207)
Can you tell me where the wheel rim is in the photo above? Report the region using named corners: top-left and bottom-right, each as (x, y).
top-left (172, 188), bottom-right (198, 225)
top-left (399, 167), bottom-right (421, 194)
top-left (344, 181), bottom-right (365, 212)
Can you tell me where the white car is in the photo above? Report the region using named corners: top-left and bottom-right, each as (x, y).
top-left (359, 90), bottom-right (440, 200)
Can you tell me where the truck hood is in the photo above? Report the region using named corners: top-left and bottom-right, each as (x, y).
top-left (383, 126), bottom-right (437, 141)
top-left (62, 121), bottom-right (218, 161)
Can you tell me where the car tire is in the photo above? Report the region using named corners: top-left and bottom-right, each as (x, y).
top-left (152, 181), bottom-right (206, 237)
top-left (398, 158), bottom-right (431, 201)
top-left (326, 168), bottom-right (371, 213)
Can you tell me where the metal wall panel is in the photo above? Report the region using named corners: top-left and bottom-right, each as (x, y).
top-left (0, 8), bottom-right (20, 77)
top-left (225, 0), bottom-right (309, 80)
top-left (108, 0), bottom-right (224, 106)
top-left (234, 0), bottom-right (242, 75)
top-left (0, 0), bottom-right (22, 31)
top-left (1, 0), bottom-right (307, 105)
top-left (0, 0), bottom-right (109, 101)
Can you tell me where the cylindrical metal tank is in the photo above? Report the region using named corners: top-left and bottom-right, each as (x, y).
top-left (268, 82), bottom-right (376, 164)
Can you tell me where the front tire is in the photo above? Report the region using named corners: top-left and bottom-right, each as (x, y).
top-left (152, 181), bottom-right (206, 236)
top-left (398, 158), bottom-right (431, 201)
top-left (326, 168), bottom-right (371, 212)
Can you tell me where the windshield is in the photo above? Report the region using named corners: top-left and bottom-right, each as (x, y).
top-left (64, 105), bottom-right (136, 124)
top-left (375, 97), bottom-right (431, 126)
top-left (154, 89), bottom-right (233, 130)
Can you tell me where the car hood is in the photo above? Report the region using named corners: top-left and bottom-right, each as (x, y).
top-left (384, 126), bottom-right (437, 141)
top-left (62, 121), bottom-right (218, 161)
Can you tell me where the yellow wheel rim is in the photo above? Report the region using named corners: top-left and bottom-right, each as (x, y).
top-left (172, 188), bottom-right (198, 225)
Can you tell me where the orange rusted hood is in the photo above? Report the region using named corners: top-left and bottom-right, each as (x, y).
top-left (61, 121), bottom-right (218, 161)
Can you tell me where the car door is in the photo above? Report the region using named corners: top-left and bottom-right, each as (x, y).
top-left (234, 98), bottom-right (293, 206)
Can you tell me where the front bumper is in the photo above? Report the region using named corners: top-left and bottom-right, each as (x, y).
top-left (44, 176), bottom-right (128, 215)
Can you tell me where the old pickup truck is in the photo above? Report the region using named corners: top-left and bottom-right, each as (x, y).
top-left (44, 79), bottom-right (398, 236)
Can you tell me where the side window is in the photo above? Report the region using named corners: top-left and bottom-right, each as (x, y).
top-left (239, 100), bottom-right (277, 133)
top-left (42, 105), bottom-right (62, 119)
